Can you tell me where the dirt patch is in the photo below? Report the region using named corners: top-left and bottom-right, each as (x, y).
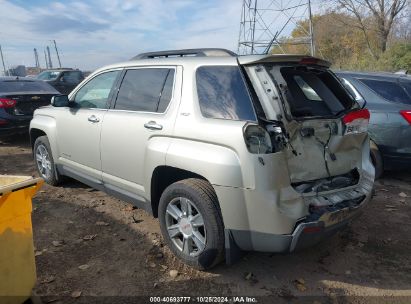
top-left (1, 135), bottom-right (411, 303)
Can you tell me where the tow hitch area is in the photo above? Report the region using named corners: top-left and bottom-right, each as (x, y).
top-left (294, 169), bottom-right (374, 211)
top-left (306, 195), bottom-right (365, 225)
top-left (292, 169), bottom-right (359, 194)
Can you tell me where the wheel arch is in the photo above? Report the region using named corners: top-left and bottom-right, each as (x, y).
top-left (30, 115), bottom-right (58, 162)
top-left (30, 128), bottom-right (47, 150)
top-left (150, 166), bottom-right (212, 218)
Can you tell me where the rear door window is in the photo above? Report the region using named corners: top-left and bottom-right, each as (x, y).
top-left (357, 78), bottom-right (411, 104)
top-left (114, 68), bottom-right (174, 112)
top-left (196, 66), bottom-right (256, 121)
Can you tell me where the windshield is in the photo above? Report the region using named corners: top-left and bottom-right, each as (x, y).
top-left (0, 80), bottom-right (58, 93)
top-left (37, 71), bottom-right (61, 81)
top-left (264, 64), bottom-right (355, 118)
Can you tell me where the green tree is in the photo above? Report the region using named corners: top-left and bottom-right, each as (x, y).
top-left (271, 11), bottom-right (411, 72)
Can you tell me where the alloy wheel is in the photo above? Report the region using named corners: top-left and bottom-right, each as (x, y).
top-left (165, 197), bottom-right (206, 257)
top-left (35, 144), bottom-right (52, 179)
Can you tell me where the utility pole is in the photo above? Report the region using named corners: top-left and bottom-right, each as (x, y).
top-left (308, 0), bottom-right (315, 56)
top-left (46, 46), bottom-right (53, 69)
top-left (250, 0), bottom-right (257, 54)
top-left (34, 48), bottom-right (39, 68)
top-left (53, 40), bottom-right (62, 68)
top-left (0, 44), bottom-right (7, 76)
top-left (44, 49), bottom-right (49, 69)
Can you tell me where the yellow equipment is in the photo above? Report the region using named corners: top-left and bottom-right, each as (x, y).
top-left (0, 175), bottom-right (43, 304)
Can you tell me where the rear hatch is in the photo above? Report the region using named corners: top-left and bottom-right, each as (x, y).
top-left (241, 56), bottom-right (373, 190)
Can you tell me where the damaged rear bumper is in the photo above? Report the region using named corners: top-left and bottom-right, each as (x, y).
top-left (226, 189), bottom-right (372, 256)
top-left (289, 194), bottom-right (366, 251)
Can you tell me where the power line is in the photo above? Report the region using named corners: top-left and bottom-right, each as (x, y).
top-left (238, 0), bottom-right (316, 55)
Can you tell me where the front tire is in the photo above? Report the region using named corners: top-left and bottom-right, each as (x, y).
top-left (158, 178), bottom-right (225, 270)
top-left (34, 136), bottom-right (61, 186)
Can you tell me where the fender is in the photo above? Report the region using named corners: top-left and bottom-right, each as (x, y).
top-left (29, 112), bottom-right (58, 162)
top-left (165, 138), bottom-right (243, 188)
top-left (143, 136), bottom-right (172, 200)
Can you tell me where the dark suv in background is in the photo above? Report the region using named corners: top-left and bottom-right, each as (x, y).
top-left (36, 69), bottom-right (84, 94)
top-left (337, 71), bottom-right (411, 178)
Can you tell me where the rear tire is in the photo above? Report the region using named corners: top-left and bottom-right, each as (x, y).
top-left (34, 136), bottom-right (62, 186)
top-left (158, 178), bottom-right (225, 270)
top-left (370, 140), bottom-right (383, 180)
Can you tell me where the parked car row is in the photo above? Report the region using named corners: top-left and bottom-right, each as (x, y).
top-left (2, 62), bottom-right (410, 180)
top-left (336, 71), bottom-right (411, 178)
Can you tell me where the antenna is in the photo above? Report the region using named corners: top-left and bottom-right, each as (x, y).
top-left (238, 0), bottom-right (315, 56)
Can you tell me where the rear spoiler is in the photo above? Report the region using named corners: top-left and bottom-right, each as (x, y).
top-left (238, 54), bottom-right (331, 68)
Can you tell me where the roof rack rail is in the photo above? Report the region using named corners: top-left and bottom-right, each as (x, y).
top-left (131, 48), bottom-right (237, 60)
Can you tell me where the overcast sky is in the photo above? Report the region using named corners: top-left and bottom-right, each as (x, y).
top-left (0, 0), bottom-right (321, 71)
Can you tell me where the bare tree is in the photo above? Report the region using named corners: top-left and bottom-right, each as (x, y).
top-left (335, 0), bottom-right (408, 56)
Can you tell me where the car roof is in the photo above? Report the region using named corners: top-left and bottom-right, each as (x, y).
top-left (335, 70), bottom-right (411, 81)
top-left (93, 53), bottom-right (331, 75)
top-left (40, 69), bottom-right (78, 72)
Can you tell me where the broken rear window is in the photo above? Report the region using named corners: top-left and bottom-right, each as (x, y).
top-left (266, 66), bottom-right (354, 118)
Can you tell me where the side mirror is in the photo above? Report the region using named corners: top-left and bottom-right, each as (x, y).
top-left (51, 95), bottom-right (70, 107)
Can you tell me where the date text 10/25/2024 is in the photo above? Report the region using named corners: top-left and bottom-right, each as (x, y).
top-left (150, 296), bottom-right (258, 303)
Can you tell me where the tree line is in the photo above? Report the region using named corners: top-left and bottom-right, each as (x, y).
top-left (272, 0), bottom-right (410, 72)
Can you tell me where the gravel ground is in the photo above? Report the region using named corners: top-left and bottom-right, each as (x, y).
top-left (1, 135), bottom-right (411, 304)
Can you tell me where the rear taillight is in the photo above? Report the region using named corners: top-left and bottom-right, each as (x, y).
top-left (244, 124), bottom-right (273, 154)
top-left (342, 108), bottom-right (370, 135)
top-left (400, 110), bottom-right (411, 125)
top-left (0, 98), bottom-right (16, 108)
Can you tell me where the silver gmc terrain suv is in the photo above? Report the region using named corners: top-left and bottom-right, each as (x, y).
top-left (30, 48), bottom-right (374, 269)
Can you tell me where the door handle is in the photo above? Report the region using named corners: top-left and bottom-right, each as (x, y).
top-left (88, 115), bottom-right (100, 123)
top-left (144, 121), bottom-right (163, 130)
